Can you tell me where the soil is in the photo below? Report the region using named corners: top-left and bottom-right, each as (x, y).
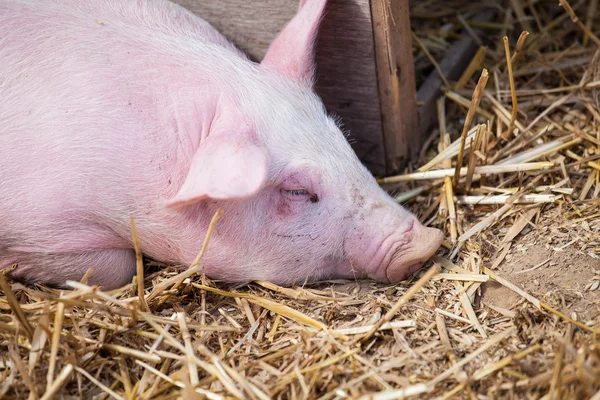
top-left (481, 229), bottom-right (600, 323)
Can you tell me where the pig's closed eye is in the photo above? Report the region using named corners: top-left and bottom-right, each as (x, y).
top-left (282, 188), bottom-right (319, 203)
top-left (287, 189), bottom-right (308, 196)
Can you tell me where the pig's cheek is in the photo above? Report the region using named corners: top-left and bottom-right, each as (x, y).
top-left (275, 198), bottom-right (303, 217)
top-left (276, 199), bottom-right (294, 217)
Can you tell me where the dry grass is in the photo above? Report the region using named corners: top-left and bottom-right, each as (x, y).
top-left (2, 0), bottom-right (600, 398)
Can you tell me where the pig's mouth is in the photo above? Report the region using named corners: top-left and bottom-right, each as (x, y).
top-left (364, 220), bottom-right (442, 283)
top-left (362, 221), bottom-right (415, 282)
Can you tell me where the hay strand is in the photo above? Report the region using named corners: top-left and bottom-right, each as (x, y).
top-left (1, 2), bottom-right (599, 398)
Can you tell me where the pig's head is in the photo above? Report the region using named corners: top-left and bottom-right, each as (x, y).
top-left (167, 0), bottom-right (443, 284)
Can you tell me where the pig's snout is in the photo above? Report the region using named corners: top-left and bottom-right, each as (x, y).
top-left (384, 225), bottom-right (444, 282)
top-left (349, 219), bottom-right (443, 283)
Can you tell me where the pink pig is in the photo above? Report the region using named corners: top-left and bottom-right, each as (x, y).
top-left (0, 0), bottom-right (443, 289)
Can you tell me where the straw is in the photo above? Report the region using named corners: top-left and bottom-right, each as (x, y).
top-left (1, 2), bottom-right (599, 398)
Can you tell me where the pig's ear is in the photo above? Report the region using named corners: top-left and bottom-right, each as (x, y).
top-left (166, 134), bottom-right (268, 207)
top-left (260, 0), bottom-right (326, 86)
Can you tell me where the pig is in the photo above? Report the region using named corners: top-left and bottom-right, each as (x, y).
top-left (0, 0), bottom-right (443, 290)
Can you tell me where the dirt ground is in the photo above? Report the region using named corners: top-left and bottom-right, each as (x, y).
top-left (481, 211), bottom-right (600, 323)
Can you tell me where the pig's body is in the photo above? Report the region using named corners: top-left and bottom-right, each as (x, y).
top-left (0, 0), bottom-right (443, 289)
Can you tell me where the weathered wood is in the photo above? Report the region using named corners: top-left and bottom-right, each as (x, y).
top-left (416, 10), bottom-right (496, 137)
top-left (173, 0), bottom-right (388, 176)
top-left (371, 0), bottom-right (420, 174)
top-left (172, 0), bottom-right (296, 61)
top-left (315, 0), bottom-right (385, 176)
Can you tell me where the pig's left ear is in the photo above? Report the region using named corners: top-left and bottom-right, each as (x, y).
top-left (260, 0), bottom-right (327, 86)
top-left (166, 134), bottom-right (268, 207)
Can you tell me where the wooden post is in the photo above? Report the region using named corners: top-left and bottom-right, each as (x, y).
top-left (314, 0), bottom-right (386, 177)
top-left (371, 0), bottom-right (420, 175)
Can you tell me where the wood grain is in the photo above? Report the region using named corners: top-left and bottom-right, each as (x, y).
top-left (371, 0), bottom-right (419, 173)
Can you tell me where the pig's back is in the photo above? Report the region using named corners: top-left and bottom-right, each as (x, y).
top-left (2, 0), bottom-right (234, 47)
top-left (0, 0), bottom-right (240, 253)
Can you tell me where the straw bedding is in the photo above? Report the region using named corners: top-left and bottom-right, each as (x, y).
top-left (1, 0), bottom-right (599, 398)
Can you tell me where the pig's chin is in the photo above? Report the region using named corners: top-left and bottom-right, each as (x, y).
top-left (363, 242), bottom-right (404, 282)
top-left (327, 257), bottom-right (367, 281)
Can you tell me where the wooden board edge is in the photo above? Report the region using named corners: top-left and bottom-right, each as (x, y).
top-left (370, 0), bottom-right (420, 175)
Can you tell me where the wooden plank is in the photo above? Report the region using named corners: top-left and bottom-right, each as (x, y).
top-left (173, 0), bottom-right (387, 176)
top-left (172, 0), bottom-right (296, 61)
top-left (371, 0), bottom-right (420, 174)
top-left (315, 0), bottom-right (385, 176)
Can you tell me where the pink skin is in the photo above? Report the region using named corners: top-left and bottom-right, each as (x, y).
top-left (0, 0), bottom-right (443, 289)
